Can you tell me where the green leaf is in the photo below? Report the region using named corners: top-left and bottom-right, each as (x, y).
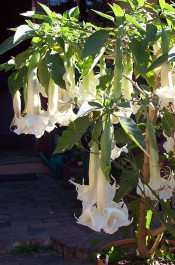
top-left (0, 60), bottom-right (14, 72)
top-left (119, 117), bottom-right (146, 153)
top-left (100, 116), bottom-right (112, 179)
top-left (164, 3), bottom-right (175, 13)
top-left (92, 10), bottom-right (114, 22)
top-left (82, 47), bottom-right (106, 77)
top-left (146, 52), bottom-right (175, 73)
top-left (114, 169), bottom-right (138, 201)
top-left (145, 24), bottom-right (158, 44)
top-left (46, 51), bottom-right (66, 88)
top-left (20, 11), bottom-right (48, 20)
top-left (146, 210), bottom-right (153, 229)
top-left (38, 57), bottom-right (50, 94)
top-left (137, 0), bottom-right (144, 6)
top-left (63, 6), bottom-right (80, 19)
top-left (78, 101), bottom-right (103, 117)
top-left (8, 66), bottom-right (28, 96)
top-left (54, 116), bottom-right (90, 153)
top-left (109, 3), bottom-right (124, 18)
top-left (166, 253), bottom-right (175, 263)
top-left (14, 25), bottom-right (34, 43)
top-left (159, 0), bottom-right (166, 9)
top-left (161, 108), bottom-right (174, 137)
top-left (89, 117), bottom-right (103, 147)
top-left (38, 2), bottom-right (53, 17)
top-left (146, 121), bottom-right (158, 151)
top-left (0, 34), bottom-right (32, 56)
top-left (117, 101), bottom-right (132, 109)
top-left (97, 74), bottom-right (113, 90)
top-left (28, 50), bottom-right (40, 76)
top-left (129, 39), bottom-right (150, 74)
top-left (125, 14), bottom-right (145, 31)
top-left (15, 47), bottom-right (33, 68)
top-left (81, 30), bottom-right (109, 58)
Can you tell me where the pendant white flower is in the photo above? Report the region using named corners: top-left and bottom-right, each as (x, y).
top-left (70, 141), bottom-right (99, 204)
top-left (11, 69), bottom-right (49, 138)
top-left (76, 166), bottom-right (132, 234)
top-left (137, 145), bottom-right (173, 200)
top-left (11, 90), bottom-right (21, 129)
top-left (77, 71), bottom-right (99, 107)
top-left (155, 86), bottom-right (175, 112)
top-left (122, 58), bottom-right (133, 100)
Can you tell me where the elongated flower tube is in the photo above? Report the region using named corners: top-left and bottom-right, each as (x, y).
top-left (122, 56), bottom-right (133, 100)
top-left (13, 68), bottom-right (49, 138)
top-left (77, 71), bottom-right (99, 107)
top-left (62, 43), bottom-right (76, 99)
top-left (70, 141), bottom-right (100, 205)
top-left (137, 144), bottom-right (173, 200)
top-left (77, 166), bottom-right (132, 234)
top-left (10, 90), bottom-right (21, 129)
top-left (51, 86), bottom-right (76, 126)
top-left (161, 63), bottom-right (174, 90)
top-left (44, 78), bottom-right (61, 133)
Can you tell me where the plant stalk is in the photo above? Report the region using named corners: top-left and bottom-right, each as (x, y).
top-left (137, 106), bottom-right (159, 259)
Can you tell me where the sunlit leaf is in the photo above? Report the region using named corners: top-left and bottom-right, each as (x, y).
top-left (147, 121), bottom-right (158, 151)
top-left (54, 116), bottom-right (90, 153)
top-left (92, 9), bottom-right (114, 22)
top-left (78, 101), bottom-right (103, 117)
top-left (119, 117), bottom-right (146, 153)
top-left (125, 14), bottom-right (145, 31)
top-left (13, 25), bottom-right (35, 44)
top-left (20, 11), bottom-right (48, 20)
top-left (63, 6), bottom-right (80, 19)
top-left (109, 3), bottom-right (124, 18)
top-left (38, 2), bottom-right (53, 17)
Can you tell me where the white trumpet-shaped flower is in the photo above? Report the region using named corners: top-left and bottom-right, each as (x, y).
top-left (11, 90), bottom-right (21, 129)
top-left (122, 58), bottom-right (134, 100)
top-left (11, 69), bottom-right (49, 138)
top-left (76, 166), bottom-right (132, 234)
top-left (155, 61), bottom-right (175, 112)
top-left (155, 86), bottom-right (175, 111)
top-left (49, 88), bottom-right (76, 127)
top-left (70, 141), bottom-right (99, 204)
top-left (137, 145), bottom-right (174, 200)
top-left (77, 71), bottom-right (99, 107)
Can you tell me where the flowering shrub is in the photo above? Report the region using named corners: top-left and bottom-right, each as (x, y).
top-left (1, 0), bottom-right (175, 259)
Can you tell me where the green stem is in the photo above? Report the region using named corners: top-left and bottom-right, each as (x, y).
top-left (113, 37), bottom-right (122, 98)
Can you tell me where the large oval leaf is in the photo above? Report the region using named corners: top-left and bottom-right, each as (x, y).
top-left (77, 101), bottom-right (103, 117)
top-left (81, 30), bottom-right (109, 58)
top-left (54, 116), bottom-right (90, 153)
top-left (119, 117), bottom-right (146, 153)
top-left (46, 51), bottom-right (66, 88)
top-left (38, 57), bottom-right (50, 94)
